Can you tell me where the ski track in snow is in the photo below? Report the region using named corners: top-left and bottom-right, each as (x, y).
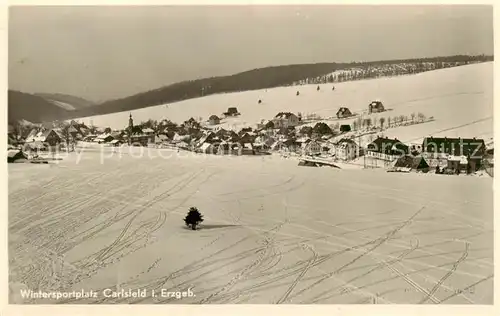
top-left (8, 150), bottom-right (493, 304)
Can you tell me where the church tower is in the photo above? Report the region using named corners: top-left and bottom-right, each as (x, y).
top-left (127, 113), bottom-right (134, 145)
top-left (129, 113), bottom-right (133, 129)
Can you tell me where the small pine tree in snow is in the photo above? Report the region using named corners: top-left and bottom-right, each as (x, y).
top-left (184, 207), bottom-right (204, 230)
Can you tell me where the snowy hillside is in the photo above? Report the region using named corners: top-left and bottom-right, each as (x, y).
top-left (47, 100), bottom-right (77, 111)
top-left (74, 62), bottom-right (493, 145)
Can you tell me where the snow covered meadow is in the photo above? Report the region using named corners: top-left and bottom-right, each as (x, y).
top-left (8, 149), bottom-right (493, 304)
top-left (8, 62), bottom-right (493, 304)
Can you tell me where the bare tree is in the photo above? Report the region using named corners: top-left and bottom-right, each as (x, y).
top-left (367, 118), bottom-right (372, 128)
top-left (387, 117), bottom-right (391, 128)
top-left (379, 117), bottom-right (386, 129)
top-left (399, 115), bottom-right (406, 125)
top-left (411, 112), bottom-right (416, 123)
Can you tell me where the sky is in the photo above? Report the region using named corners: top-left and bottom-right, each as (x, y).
top-left (8, 5), bottom-right (494, 103)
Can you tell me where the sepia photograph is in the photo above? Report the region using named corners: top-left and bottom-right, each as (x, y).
top-left (6, 3), bottom-right (494, 306)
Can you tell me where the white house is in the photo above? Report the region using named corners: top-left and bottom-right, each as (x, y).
top-left (334, 138), bottom-right (360, 161)
top-left (273, 112), bottom-right (300, 129)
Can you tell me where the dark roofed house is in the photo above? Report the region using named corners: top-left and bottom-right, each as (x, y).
top-left (224, 107), bottom-right (240, 117)
top-left (422, 136), bottom-right (486, 172)
top-left (368, 101), bottom-right (385, 114)
top-left (208, 115), bottom-right (221, 125)
top-left (336, 107), bottom-right (353, 119)
top-left (340, 124), bottom-right (351, 133)
top-left (367, 137), bottom-right (409, 160)
top-left (42, 129), bottom-right (63, 147)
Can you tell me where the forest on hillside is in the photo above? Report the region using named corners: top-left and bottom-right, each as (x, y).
top-left (8, 54), bottom-right (493, 124)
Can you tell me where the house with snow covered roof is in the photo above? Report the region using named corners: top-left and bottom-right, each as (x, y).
top-left (272, 112), bottom-right (300, 129)
top-left (336, 107), bottom-right (353, 119)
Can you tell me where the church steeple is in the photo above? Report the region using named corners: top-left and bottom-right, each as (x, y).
top-left (129, 113), bottom-right (133, 129)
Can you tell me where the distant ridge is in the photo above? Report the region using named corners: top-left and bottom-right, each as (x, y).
top-left (8, 90), bottom-right (69, 124)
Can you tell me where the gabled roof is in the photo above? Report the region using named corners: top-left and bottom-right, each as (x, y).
top-left (96, 133), bottom-right (113, 140)
top-left (367, 137), bottom-right (409, 155)
top-left (51, 129), bottom-right (65, 140)
top-left (68, 126), bottom-right (80, 134)
top-left (274, 112), bottom-right (297, 119)
top-left (337, 107), bottom-right (351, 113)
top-left (336, 138), bottom-right (358, 146)
top-left (110, 131), bottom-right (122, 138)
top-left (7, 149), bottom-right (27, 159)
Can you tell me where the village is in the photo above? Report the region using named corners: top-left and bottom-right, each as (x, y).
top-left (7, 6), bottom-right (495, 306)
top-left (7, 90), bottom-right (494, 177)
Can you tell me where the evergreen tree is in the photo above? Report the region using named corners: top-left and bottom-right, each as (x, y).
top-left (312, 122), bottom-right (333, 136)
top-left (184, 207), bottom-right (204, 230)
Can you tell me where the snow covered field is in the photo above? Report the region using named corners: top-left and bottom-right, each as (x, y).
top-left (74, 62), bottom-right (493, 147)
top-left (8, 148), bottom-right (493, 304)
